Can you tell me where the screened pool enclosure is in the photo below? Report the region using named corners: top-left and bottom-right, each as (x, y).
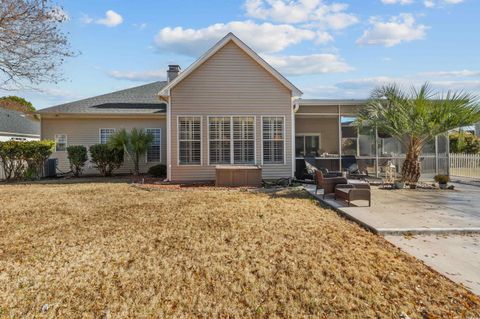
top-left (294, 100), bottom-right (449, 180)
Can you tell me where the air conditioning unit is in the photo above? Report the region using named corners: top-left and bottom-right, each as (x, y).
top-left (44, 158), bottom-right (58, 178)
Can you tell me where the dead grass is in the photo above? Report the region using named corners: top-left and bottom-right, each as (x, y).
top-left (0, 183), bottom-right (479, 318)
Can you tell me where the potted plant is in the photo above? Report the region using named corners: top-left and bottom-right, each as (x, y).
top-left (394, 179), bottom-right (405, 189)
top-left (434, 174), bottom-right (450, 189)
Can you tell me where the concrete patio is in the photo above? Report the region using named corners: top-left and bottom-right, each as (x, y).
top-left (306, 183), bottom-right (480, 235)
top-left (305, 182), bottom-right (480, 295)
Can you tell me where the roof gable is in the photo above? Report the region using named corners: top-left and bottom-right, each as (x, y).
top-left (159, 33), bottom-right (302, 98)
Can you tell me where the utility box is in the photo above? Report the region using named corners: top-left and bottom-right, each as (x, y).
top-left (215, 165), bottom-right (262, 187)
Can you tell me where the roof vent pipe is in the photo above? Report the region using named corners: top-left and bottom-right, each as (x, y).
top-left (167, 65), bottom-right (181, 83)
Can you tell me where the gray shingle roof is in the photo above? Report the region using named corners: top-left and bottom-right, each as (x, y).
top-left (0, 108), bottom-right (40, 136)
top-left (38, 81), bottom-right (168, 115)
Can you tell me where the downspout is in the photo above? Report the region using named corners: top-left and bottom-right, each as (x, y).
top-left (338, 105), bottom-right (342, 171)
top-left (166, 93), bottom-right (172, 181)
top-left (291, 99), bottom-right (300, 179)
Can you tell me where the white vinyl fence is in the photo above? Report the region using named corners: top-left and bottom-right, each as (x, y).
top-left (450, 153), bottom-right (480, 179)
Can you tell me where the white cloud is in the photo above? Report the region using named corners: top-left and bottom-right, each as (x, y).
top-left (381, 0), bottom-right (413, 4)
top-left (244, 0), bottom-right (358, 29)
top-left (107, 69), bottom-right (166, 82)
top-left (82, 10), bottom-right (123, 27)
top-left (262, 53), bottom-right (353, 75)
top-left (424, 0), bottom-right (435, 7)
top-left (154, 20), bottom-right (316, 56)
top-left (418, 70), bottom-right (480, 77)
top-left (356, 14), bottom-right (428, 47)
top-left (96, 10), bottom-right (123, 27)
top-left (423, 0), bottom-right (464, 8)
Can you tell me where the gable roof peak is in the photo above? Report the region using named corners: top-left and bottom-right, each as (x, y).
top-left (159, 33), bottom-right (302, 98)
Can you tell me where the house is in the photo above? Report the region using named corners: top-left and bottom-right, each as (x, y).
top-left (0, 108), bottom-right (40, 142)
top-left (38, 33), bottom-right (448, 181)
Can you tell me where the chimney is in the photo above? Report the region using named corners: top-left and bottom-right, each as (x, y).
top-left (167, 65), bottom-right (181, 82)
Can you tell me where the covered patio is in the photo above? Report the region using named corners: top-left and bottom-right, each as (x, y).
top-left (294, 99), bottom-right (450, 181)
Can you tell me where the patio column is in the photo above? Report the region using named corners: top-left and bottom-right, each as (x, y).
top-left (375, 126), bottom-right (379, 178)
top-left (338, 105), bottom-right (342, 171)
top-left (435, 135), bottom-right (439, 175)
top-left (446, 132), bottom-right (451, 176)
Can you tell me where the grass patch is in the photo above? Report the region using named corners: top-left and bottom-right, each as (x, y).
top-left (0, 183), bottom-right (479, 318)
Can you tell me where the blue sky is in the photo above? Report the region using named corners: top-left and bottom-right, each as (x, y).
top-left (6, 0), bottom-right (480, 109)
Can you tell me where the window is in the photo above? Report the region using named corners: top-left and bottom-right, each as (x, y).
top-left (178, 117), bottom-right (201, 165)
top-left (146, 128), bottom-right (161, 163)
top-left (55, 134), bottom-right (67, 152)
top-left (295, 135), bottom-right (320, 157)
top-left (233, 117), bottom-right (255, 164)
top-left (100, 128), bottom-right (115, 144)
top-left (262, 117), bottom-right (284, 164)
top-left (209, 117), bottom-right (231, 164)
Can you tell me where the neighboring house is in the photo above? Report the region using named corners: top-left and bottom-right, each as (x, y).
top-left (0, 108), bottom-right (40, 142)
top-left (38, 33), bottom-right (449, 180)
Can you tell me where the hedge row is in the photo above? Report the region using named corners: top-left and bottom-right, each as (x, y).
top-left (0, 140), bottom-right (55, 181)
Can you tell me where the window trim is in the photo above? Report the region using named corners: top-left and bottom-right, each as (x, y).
top-left (145, 128), bottom-right (162, 163)
top-left (207, 115), bottom-right (257, 166)
top-left (295, 133), bottom-right (321, 157)
top-left (177, 115), bottom-right (203, 166)
top-left (261, 115), bottom-right (286, 166)
top-left (99, 128), bottom-right (116, 144)
top-left (54, 134), bottom-right (67, 152)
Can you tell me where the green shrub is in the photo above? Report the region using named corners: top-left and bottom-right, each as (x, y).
top-left (89, 144), bottom-right (124, 177)
top-left (0, 141), bottom-right (25, 180)
top-left (22, 141), bottom-right (55, 179)
top-left (67, 145), bottom-right (88, 177)
top-left (449, 132), bottom-right (480, 154)
top-left (148, 164), bottom-right (166, 178)
top-left (0, 140), bottom-right (54, 180)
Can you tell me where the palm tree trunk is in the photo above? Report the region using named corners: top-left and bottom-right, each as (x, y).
top-left (133, 150), bottom-right (140, 176)
top-left (401, 140), bottom-right (422, 183)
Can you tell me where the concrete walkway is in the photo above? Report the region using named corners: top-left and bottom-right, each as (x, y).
top-left (386, 235), bottom-right (480, 295)
top-left (305, 183), bottom-right (480, 295)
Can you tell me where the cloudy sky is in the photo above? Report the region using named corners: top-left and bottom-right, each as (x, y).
top-left (7, 0), bottom-right (479, 109)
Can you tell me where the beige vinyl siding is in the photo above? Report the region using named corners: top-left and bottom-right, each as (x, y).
top-left (170, 41), bottom-right (293, 181)
top-left (339, 105), bottom-right (361, 115)
top-left (295, 117), bottom-right (339, 154)
top-left (297, 105), bottom-right (338, 114)
top-left (297, 104), bottom-right (361, 115)
top-left (41, 117), bottom-right (166, 175)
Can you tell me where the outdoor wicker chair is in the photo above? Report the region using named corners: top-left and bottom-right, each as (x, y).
top-left (315, 170), bottom-right (348, 199)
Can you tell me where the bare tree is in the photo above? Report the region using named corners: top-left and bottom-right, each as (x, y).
top-left (0, 0), bottom-right (75, 89)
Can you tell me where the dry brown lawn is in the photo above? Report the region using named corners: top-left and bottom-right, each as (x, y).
top-left (0, 182), bottom-right (479, 318)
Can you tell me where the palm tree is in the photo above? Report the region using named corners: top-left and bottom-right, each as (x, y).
top-left (357, 83), bottom-right (480, 183)
top-left (109, 128), bottom-right (154, 176)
